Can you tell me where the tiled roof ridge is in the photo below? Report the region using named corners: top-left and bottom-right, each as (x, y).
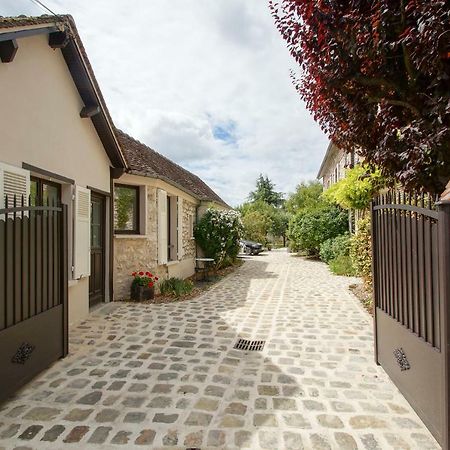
top-left (116, 129), bottom-right (229, 207)
top-left (116, 128), bottom-right (206, 184)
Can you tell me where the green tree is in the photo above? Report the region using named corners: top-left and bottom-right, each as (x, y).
top-left (288, 205), bottom-right (348, 255)
top-left (285, 181), bottom-right (323, 214)
top-left (323, 165), bottom-right (385, 210)
top-left (249, 174), bottom-right (284, 207)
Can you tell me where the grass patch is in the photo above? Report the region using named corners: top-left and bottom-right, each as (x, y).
top-left (159, 277), bottom-right (194, 297)
top-left (328, 255), bottom-right (357, 276)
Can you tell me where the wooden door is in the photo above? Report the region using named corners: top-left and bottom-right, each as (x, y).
top-left (89, 193), bottom-right (104, 307)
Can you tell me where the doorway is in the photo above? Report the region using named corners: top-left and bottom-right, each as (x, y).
top-left (89, 193), bottom-right (105, 307)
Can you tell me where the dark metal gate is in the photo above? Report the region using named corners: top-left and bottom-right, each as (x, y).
top-left (372, 192), bottom-right (450, 449)
top-left (0, 196), bottom-right (68, 403)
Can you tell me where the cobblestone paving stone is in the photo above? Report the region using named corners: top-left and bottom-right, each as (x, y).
top-left (0, 250), bottom-right (440, 449)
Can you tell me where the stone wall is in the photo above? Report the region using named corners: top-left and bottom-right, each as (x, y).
top-left (113, 183), bottom-right (200, 300)
top-left (182, 199), bottom-right (196, 259)
top-left (114, 186), bottom-right (167, 300)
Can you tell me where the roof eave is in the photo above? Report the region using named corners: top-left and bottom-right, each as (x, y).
top-left (0, 17), bottom-right (127, 170)
top-left (317, 141), bottom-right (335, 179)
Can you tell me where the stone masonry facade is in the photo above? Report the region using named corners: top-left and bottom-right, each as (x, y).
top-left (182, 199), bottom-right (196, 260)
top-left (114, 185), bottom-right (199, 300)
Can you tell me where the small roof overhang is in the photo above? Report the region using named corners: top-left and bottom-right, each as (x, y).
top-left (0, 16), bottom-right (127, 170)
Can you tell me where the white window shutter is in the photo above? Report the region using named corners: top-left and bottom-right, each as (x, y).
top-left (157, 189), bottom-right (168, 265)
top-left (177, 197), bottom-right (183, 260)
top-left (0, 162), bottom-right (30, 209)
top-left (74, 186), bottom-right (91, 279)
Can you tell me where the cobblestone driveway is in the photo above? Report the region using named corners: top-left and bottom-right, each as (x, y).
top-left (0, 250), bottom-right (439, 449)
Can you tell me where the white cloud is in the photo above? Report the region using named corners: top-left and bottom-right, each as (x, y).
top-left (11, 0), bottom-right (330, 205)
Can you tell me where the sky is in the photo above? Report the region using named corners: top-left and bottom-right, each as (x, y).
top-left (2, 0), bottom-right (329, 206)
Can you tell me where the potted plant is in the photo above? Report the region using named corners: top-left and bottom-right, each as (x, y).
top-left (130, 271), bottom-right (159, 301)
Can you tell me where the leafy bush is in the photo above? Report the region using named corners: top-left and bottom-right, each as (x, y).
top-left (159, 277), bottom-right (193, 297)
top-left (288, 205), bottom-right (348, 255)
top-left (329, 255), bottom-right (356, 276)
top-left (194, 208), bottom-right (243, 268)
top-left (285, 181), bottom-right (323, 214)
top-left (323, 165), bottom-right (385, 210)
top-left (350, 215), bottom-right (372, 284)
top-left (319, 233), bottom-right (351, 264)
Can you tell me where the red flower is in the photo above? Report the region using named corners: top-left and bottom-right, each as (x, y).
top-left (148, 281), bottom-right (154, 288)
top-left (139, 271), bottom-right (144, 276)
top-left (132, 272), bottom-right (137, 277)
top-left (155, 277), bottom-right (159, 281)
top-left (145, 271), bottom-right (151, 276)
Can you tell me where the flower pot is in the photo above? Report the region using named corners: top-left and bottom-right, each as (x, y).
top-left (131, 284), bottom-right (154, 301)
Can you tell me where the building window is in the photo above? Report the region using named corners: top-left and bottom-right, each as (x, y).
top-left (167, 195), bottom-right (178, 261)
top-left (114, 184), bottom-right (139, 234)
top-left (30, 177), bottom-right (61, 206)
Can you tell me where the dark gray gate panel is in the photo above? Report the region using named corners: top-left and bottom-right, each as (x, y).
top-left (372, 193), bottom-right (449, 449)
top-left (0, 306), bottom-right (63, 403)
top-left (0, 199), bottom-right (68, 403)
top-left (438, 200), bottom-right (450, 450)
top-left (376, 309), bottom-right (442, 440)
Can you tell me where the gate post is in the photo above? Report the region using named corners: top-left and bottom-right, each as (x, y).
top-left (438, 199), bottom-right (450, 450)
top-left (371, 198), bottom-right (379, 365)
top-left (60, 204), bottom-right (69, 357)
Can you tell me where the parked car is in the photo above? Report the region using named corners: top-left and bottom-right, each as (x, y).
top-left (240, 240), bottom-right (264, 255)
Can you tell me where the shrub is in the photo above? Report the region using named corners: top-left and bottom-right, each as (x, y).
top-left (194, 208), bottom-right (243, 268)
top-left (350, 215), bottom-right (372, 284)
top-left (329, 255), bottom-right (356, 276)
top-left (319, 233), bottom-right (351, 264)
top-left (288, 205), bottom-right (348, 256)
top-left (322, 164), bottom-right (385, 210)
top-left (159, 277), bottom-right (194, 297)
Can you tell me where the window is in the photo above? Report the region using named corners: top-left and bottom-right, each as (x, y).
top-left (167, 195), bottom-right (178, 261)
top-left (30, 177), bottom-right (61, 206)
top-left (114, 184), bottom-right (139, 234)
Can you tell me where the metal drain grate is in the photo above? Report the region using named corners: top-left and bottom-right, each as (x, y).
top-left (234, 338), bottom-right (265, 351)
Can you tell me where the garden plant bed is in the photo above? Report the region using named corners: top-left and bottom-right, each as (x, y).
top-left (122, 260), bottom-right (244, 305)
top-left (349, 282), bottom-right (373, 316)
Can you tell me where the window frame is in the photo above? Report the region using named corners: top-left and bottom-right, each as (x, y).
top-left (30, 176), bottom-right (61, 206)
top-left (113, 183), bottom-right (140, 235)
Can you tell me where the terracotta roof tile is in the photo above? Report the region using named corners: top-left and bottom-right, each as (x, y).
top-left (116, 130), bottom-right (228, 207)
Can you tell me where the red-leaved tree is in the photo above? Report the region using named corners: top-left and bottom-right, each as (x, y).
top-left (270, 0), bottom-right (450, 193)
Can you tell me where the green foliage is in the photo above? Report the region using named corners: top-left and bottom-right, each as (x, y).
top-left (159, 277), bottom-right (193, 297)
top-left (194, 208), bottom-right (243, 268)
top-left (319, 233), bottom-right (351, 264)
top-left (288, 205), bottom-right (348, 255)
top-left (249, 174), bottom-right (284, 207)
top-left (329, 255), bottom-right (356, 276)
top-left (350, 215), bottom-right (373, 284)
top-left (240, 208), bottom-right (272, 244)
top-left (285, 181), bottom-right (323, 214)
top-left (270, 208), bottom-right (290, 241)
top-left (323, 164), bottom-right (385, 210)
top-left (238, 200), bottom-right (289, 244)
top-left (115, 186), bottom-right (136, 229)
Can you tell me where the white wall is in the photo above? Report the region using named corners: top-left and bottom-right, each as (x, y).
top-left (0, 31), bottom-right (113, 324)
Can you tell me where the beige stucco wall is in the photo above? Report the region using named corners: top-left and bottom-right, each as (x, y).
top-left (113, 174), bottom-right (200, 300)
top-left (0, 31), bottom-right (113, 325)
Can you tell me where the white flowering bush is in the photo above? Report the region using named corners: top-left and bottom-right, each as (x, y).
top-left (194, 208), bottom-right (243, 268)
